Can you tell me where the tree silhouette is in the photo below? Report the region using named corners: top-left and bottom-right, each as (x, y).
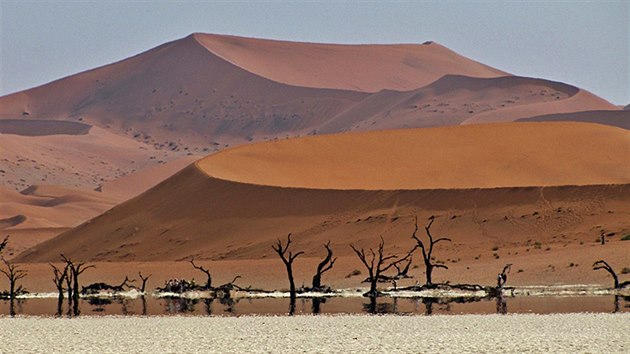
top-left (350, 236), bottom-right (414, 298)
top-left (1, 259), bottom-right (27, 316)
top-left (50, 263), bottom-right (69, 316)
top-left (61, 254), bottom-right (94, 316)
top-left (272, 233), bottom-right (304, 315)
top-left (311, 241), bottom-right (336, 291)
top-left (190, 258), bottom-right (212, 290)
top-left (592, 260), bottom-right (630, 289)
top-left (411, 217), bottom-right (451, 286)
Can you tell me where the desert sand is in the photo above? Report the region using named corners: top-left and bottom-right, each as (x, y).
top-left (1, 34), bottom-right (628, 299)
top-left (7, 122), bottom-right (628, 296)
top-left (1, 314), bottom-right (628, 353)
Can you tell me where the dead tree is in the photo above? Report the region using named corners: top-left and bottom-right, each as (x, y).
top-left (50, 263), bottom-right (69, 316)
top-left (61, 254), bottom-right (94, 315)
top-left (272, 233), bottom-right (304, 315)
top-left (497, 264), bottom-right (512, 289)
top-left (138, 272), bottom-right (151, 293)
top-left (311, 241), bottom-right (336, 291)
top-left (1, 259), bottom-right (27, 316)
top-left (190, 258), bottom-right (212, 289)
top-left (593, 260), bottom-right (619, 289)
top-left (350, 236), bottom-right (414, 298)
top-left (64, 267), bottom-right (73, 305)
top-left (600, 231), bottom-right (606, 245)
top-left (0, 235), bottom-right (8, 255)
top-left (411, 217), bottom-right (451, 286)
top-left (82, 276), bottom-right (135, 295)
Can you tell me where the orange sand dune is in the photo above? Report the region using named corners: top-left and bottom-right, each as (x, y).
top-left (518, 110), bottom-right (630, 130)
top-left (201, 122), bottom-right (630, 190)
top-left (194, 33), bottom-right (507, 92)
top-left (15, 122), bottom-right (630, 264)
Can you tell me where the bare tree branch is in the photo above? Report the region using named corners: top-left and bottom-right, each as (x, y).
top-left (593, 260), bottom-right (620, 289)
top-left (190, 258), bottom-right (212, 289)
top-left (411, 216), bottom-right (452, 286)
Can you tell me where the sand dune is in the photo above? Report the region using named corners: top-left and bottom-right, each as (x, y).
top-left (194, 33), bottom-right (507, 92)
top-left (1, 34), bottom-right (624, 270)
top-left (462, 89), bottom-right (616, 125)
top-left (201, 122), bottom-right (630, 189)
top-left (1, 33), bottom-right (613, 153)
top-left (0, 185), bottom-right (120, 230)
top-left (15, 122), bottom-right (630, 264)
top-left (316, 75), bottom-right (608, 133)
top-left (100, 155), bottom-right (199, 199)
top-left (518, 110), bottom-right (630, 130)
top-left (0, 125), bottom-right (192, 192)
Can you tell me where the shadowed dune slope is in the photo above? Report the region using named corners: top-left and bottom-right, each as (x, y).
top-left (0, 34), bottom-right (366, 146)
top-left (316, 75), bottom-right (615, 133)
top-left (200, 122), bottom-right (630, 190)
top-left (15, 122), bottom-right (630, 263)
top-left (0, 119), bottom-right (91, 136)
top-left (518, 110), bottom-right (630, 130)
top-left (194, 33), bottom-right (508, 92)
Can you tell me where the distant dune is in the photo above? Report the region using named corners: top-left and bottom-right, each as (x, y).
top-left (0, 33), bottom-right (615, 153)
top-left (0, 185), bottom-right (120, 230)
top-left (0, 125), bottom-right (193, 192)
top-left (194, 33), bottom-right (507, 92)
top-left (518, 110), bottom-right (630, 130)
top-left (15, 122), bottom-right (630, 263)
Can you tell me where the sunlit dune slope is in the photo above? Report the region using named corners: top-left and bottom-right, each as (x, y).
top-left (0, 185), bottom-right (120, 230)
top-left (194, 33), bottom-right (507, 92)
top-left (199, 122), bottom-right (630, 190)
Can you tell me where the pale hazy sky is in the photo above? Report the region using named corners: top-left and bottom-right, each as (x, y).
top-left (1, 1), bottom-right (628, 104)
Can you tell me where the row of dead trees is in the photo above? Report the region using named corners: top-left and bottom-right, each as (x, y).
top-left (272, 217), bottom-right (454, 305)
top-left (271, 217), bottom-right (630, 314)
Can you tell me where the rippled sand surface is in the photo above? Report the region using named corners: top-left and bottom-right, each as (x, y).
top-left (1, 313), bottom-right (628, 353)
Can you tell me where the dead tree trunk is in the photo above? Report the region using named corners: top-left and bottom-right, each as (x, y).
top-left (50, 263), bottom-right (69, 316)
top-left (497, 264), bottom-right (512, 289)
top-left (350, 236), bottom-right (415, 298)
top-left (272, 233), bottom-right (304, 315)
top-left (138, 272), bottom-right (151, 293)
top-left (190, 258), bottom-right (212, 290)
top-left (312, 241), bottom-right (336, 291)
top-left (411, 217), bottom-right (451, 286)
top-left (61, 254), bottom-right (94, 316)
top-left (65, 269), bottom-right (73, 305)
top-left (1, 259), bottom-right (27, 317)
top-left (593, 260), bottom-right (619, 289)
top-left (0, 235), bottom-right (8, 255)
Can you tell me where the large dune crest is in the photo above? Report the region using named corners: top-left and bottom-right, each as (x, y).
top-left (199, 122), bottom-right (630, 190)
top-left (193, 33), bottom-right (508, 92)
